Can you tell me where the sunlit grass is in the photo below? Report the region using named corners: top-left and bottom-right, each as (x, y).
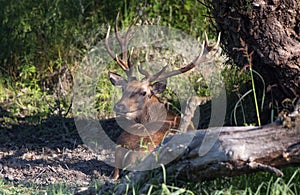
top-left (1, 168), bottom-right (297, 194)
top-left (116, 167), bottom-right (300, 195)
top-left (0, 178), bottom-right (79, 195)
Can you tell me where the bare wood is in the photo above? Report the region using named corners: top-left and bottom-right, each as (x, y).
top-left (113, 100), bottom-right (300, 193)
top-left (166, 124), bottom-right (300, 180)
top-left (128, 99), bottom-right (300, 186)
top-left (179, 96), bottom-right (212, 132)
top-left (113, 121), bottom-right (300, 194)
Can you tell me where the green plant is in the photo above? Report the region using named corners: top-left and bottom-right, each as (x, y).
top-left (232, 38), bottom-right (266, 126)
top-left (95, 167), bottom-right (299, 194)
top-left (0, 0), bottom-right (216, 121)
top-left (248, 51), bottom-right (261, 126)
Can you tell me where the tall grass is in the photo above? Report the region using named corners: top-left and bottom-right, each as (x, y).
top-left (117, 167), bottom-right (300, 195)
top-left (0, 0), bottom-right (213, 119)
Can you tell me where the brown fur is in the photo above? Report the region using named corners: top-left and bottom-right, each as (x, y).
top-left (111, 94), bottom-right (181, 179)
top-left (106, 15), bottom-right (218, 179)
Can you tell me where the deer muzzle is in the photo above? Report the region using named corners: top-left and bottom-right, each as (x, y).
top-left (114, 103), bottom-right (127, 114)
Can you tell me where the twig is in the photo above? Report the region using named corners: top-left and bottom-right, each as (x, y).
top-left (289, 98), bottom-right (300, 117)
top-left (33, 167), bottom-right (46, 179)
top-left (248, 161), bottom-right (283, 177)
top-left (64, 96), bottom-right (73, 117)
top-left (48, 165), bottom-right (58, 175)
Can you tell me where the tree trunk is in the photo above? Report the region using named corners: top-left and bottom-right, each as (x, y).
top-left (113, 118), bottom-right (300, 194)
top-left (208, 0), bottom-right (300, 108)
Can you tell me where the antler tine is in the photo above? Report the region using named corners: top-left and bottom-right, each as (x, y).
top-left (138, 64), bottom-right (151, 78)
top-left (189, 31), bottom-right (220, 65)
top-left (138, 63), bottom-right (168, 82)
top-left (105, 23), bottom-right (128, 71)
top-left (148, 65), bottom-right (168, 82)
top-left (125, 18), bottom-right (140, 71)
top-left (115, 13), bottom-right (140, 71)
top-left (105, 13), bottom-right (139, 75)
top-left (204, 31), bottom-right (221, 52)
top-left (105, 25), bottom-right (126, 70)
top-left (115, 13), bottom-right (131, 71)
top-left (154, 32), bottom-right (221, 82)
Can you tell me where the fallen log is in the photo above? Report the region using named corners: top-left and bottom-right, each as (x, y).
top-left (108, 98), bottom-right (300, 195)
top-left (113, 110), bottom-right (300, 194)
top-left (135, 122), bottom-right (299, 179)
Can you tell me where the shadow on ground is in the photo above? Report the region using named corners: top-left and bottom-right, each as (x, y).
top-left (0, 106), bottom-right (123, 187)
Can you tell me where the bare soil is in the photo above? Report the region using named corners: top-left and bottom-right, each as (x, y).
top-left (0, 115), bottom-right (121, 190)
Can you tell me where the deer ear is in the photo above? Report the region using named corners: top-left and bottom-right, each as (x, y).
top-left (109, 72), bottom-right (127, 88)
top-left (151, 80), bottom-right (167, 94)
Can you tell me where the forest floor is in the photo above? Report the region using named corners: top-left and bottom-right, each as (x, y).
top-left (1, 109), bottom-right (300, 194)
top-left (0, 115), bottom-right (122, 193)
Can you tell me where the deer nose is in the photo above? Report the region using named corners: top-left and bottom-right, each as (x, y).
top-left (114, 103), bottom-right (126, 113)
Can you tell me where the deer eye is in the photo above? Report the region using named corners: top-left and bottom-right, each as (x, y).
top-left (140, 91), bottom-right (147, 96)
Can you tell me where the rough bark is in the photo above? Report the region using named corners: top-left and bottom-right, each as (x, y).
top-left (163, 124), bottom-right (299, 180)
top-left (209, 0), bottom-right (300, 104)
top-left (112, 110), bottom-right (300, 194)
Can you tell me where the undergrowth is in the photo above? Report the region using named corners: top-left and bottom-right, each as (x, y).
top-left (108, 167), bottom-right (300, 195)
top-left (0, 167), bottom-right (298, 194)
top-left (0, 1), bottom-right (296, 194)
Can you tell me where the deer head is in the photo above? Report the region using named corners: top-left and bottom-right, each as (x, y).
top-left (105, 13), bottom-right (220, 123)
top-left (109, 71), bottom-right (167, 122)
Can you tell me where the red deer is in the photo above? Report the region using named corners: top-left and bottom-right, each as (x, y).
top-left (105, 14), bottom-right (220, 179)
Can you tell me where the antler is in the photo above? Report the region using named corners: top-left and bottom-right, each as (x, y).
top-left (141, 32), bottom-right (221, 83)
top-left (138, 64), bottom-right (168, 82)
top-left (105, 13), bottom-right (138, 77)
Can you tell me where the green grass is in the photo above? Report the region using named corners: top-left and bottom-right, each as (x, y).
top-left (0, 179), bottom-right (77, 195)
top-left (0, 2), bottom-right (297, 194)
top-left (1, 46), bottom-right (295, 195)
top-left (108, 167), bottom-right (300, 195)
top-left (2, 168), bottom-right (298, 194)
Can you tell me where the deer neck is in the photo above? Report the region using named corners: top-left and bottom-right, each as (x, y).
top-left (139, 95), bottom-right (164, 124)
top-left (138, 96), bottom-right (180, 129)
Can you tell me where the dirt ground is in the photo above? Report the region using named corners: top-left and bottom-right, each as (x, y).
top-left (0, 115), bottom-right (123, 191)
